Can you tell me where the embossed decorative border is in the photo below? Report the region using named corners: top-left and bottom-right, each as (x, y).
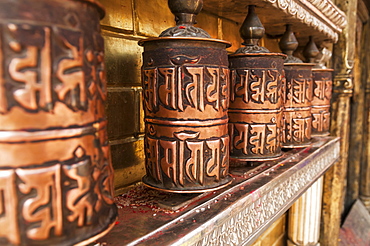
top-left (263, 0), bottom-right (347, 42)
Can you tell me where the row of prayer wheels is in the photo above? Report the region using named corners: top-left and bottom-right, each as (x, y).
top-left (0, 0), bottom-right (333, 245)
top-left (140, 2), bottom-right (333, 193)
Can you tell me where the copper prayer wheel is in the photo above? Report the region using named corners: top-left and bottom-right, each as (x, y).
top-left (139, 0), bottom-right (232, 193)
top-left (229, 54), bottom-right (286, 161)
top-left (0, 0), bottom-right (117, 245)
top-left (280, 25), bottom-right (314, 148)
top-left (311, 69), bottom-right (333, 136)
top-left (229, 6), bottom-right (286, 162)
top-left (282, 64), bottom-right (314, 147)
top-left (303, 37), bottom-right (333, 136)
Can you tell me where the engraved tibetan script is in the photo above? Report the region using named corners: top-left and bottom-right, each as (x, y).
top-left (312, 110), bottom-right (330, 132)
top-left (8, 25), bottom-right (53, 111)
top-left (230, 69), bottom-right (282, 104)
top-left (292, 117), bottom-right (312, 142)
top-left (17, 165), bottom-right (63, 240)
top-left (145, 131), bottom-right (229, 186)
top-left (143, 66), bottom-right (229, 113)
top-left (0, 170), bottom-right (20, 245)
top-left (0, 23), bottom-right (99, 114)
top-left (0, 154), bottom-right (113, 243)
top-left (314, 78), bottom-right (332, 101)
top-left (64, 159), bottom-right (94, 227)
top-left (229, 122), bottom-right (279, 156)
top-left (291, 78), bottom-right (313, 104)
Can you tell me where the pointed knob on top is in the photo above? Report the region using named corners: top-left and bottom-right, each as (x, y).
top-left (279, 24), bottom-right (302, 63)
top-left (168, 0), bottom-right (202, 25)
top-left (235, 5), bottom-right (269, 53)
top-left (303, 36), bottom-right (320, 63)
top-left (240, 5), bottom-right (264, 46)
top-left (159, 0), bottom-right (210, 37)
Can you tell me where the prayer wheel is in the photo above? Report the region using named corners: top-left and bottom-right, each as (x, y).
top-left (139, 0), bottom-right (232, 193)
top-left (279, 25), bottom-right (315, 148)
top-left (311, 69), bottom-right (333, 136)
top-left (228, 6), bottom-right (286, 162)
top-left (303, 36), bottom-right (333, 137)
top-left (0, 0), bottom-right (117, 245)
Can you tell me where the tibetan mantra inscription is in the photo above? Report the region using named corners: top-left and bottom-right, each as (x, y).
top-left (140, 39), bottom-right (232, 192)
top-left (282, 64), bottom-right (314, 148)
top-left (311, 69), bottom-right (333, 136)
top-left (0, 0), bottom-right (117, 245)
top-left (228, 54), bottom-right (286, 161)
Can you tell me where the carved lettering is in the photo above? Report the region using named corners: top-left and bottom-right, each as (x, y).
top-left (186, 139), bottom-right (205, 185)
top-left (56, 34), bottom-right (86, 109)
top-left (143, 66), bottom-right (228, 112)
top-left (266, 70), bottom-right (280, 103)
top-left (9, 26), bottom-right (52, 110)
top-left (325, 79), bottom-right (332, 100)
top-left (233, 123), bottom-right (249, 155)
top-left (0, 23), bottom-right (98, 113)
top-left (314, 78), bottom-right (332, 101)
top-left (17, 165), bottom-right (63, 240)
top-left (0, 170), bottom-right (20, 245)
top-left (250, 124), bottom-right (267, 155)
top-left (232, 70), bottom-right (249, 103)
top-left (146, 137), bottom-right (161, 182)
top-left (292, 117), bottom-right (312, 142)
top-left (292, 79), bottom-right (306, 103)
top-left (250, 71), bottom-right (266, 103)
top-left (185, 67), bottom-right (205, 112)
top-left (160, 138), bottom-right (178, 185)
top-left (266, 124), bottom-right (279, 153)
top-left (64, 159), bottom-right (94, 227)
top-left (231, 69), bottom-right (282, 104)
top-left (314, 80), bottom-right (326, 100)
top-left (231, 121), bottom-right (280, 156)
top-left (206, 139), bottom-right (221, 181)
top-left (146, 131), bottom-right (229, 186)
top-left (206, 67), bottom-right (220, 110)
top-left (312, 110), bottom-right (330, 132)
top-left (159, 67), bottom-right (182, 110)
top-left (86, 48), bottom-right (106, 102)
top-left (143, 68), bottom-right (158, 112)
top-left (220, 136), bottom-right (229, 176)
top-left (220, 68), bottom-right (229, 110)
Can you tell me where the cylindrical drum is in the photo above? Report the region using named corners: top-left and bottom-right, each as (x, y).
top-left (282, 64), bottom-right (315, 148)
top-left (311, 69), bottom-right (333, 136)
top-left (139, 38), bottom-right (232, 193)
top-left (0, 1), bottom-right (117, 245)
top-left (228, 53), bottom-right (286, 162)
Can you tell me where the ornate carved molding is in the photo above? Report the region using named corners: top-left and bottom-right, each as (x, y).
top-left (306, 0), bottom-right (347, 29)
top-left (333, 74), bottom-right (354, 94)
top-left (189, 139), bottom-right (339, 246)
top-left (263, 0), bottom-right (346, 42)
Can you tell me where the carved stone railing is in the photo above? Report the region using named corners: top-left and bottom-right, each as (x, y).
top-left (97, 137), bottom-right (340, 246)
top-left (202, 0), bottom-right (347, 42)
